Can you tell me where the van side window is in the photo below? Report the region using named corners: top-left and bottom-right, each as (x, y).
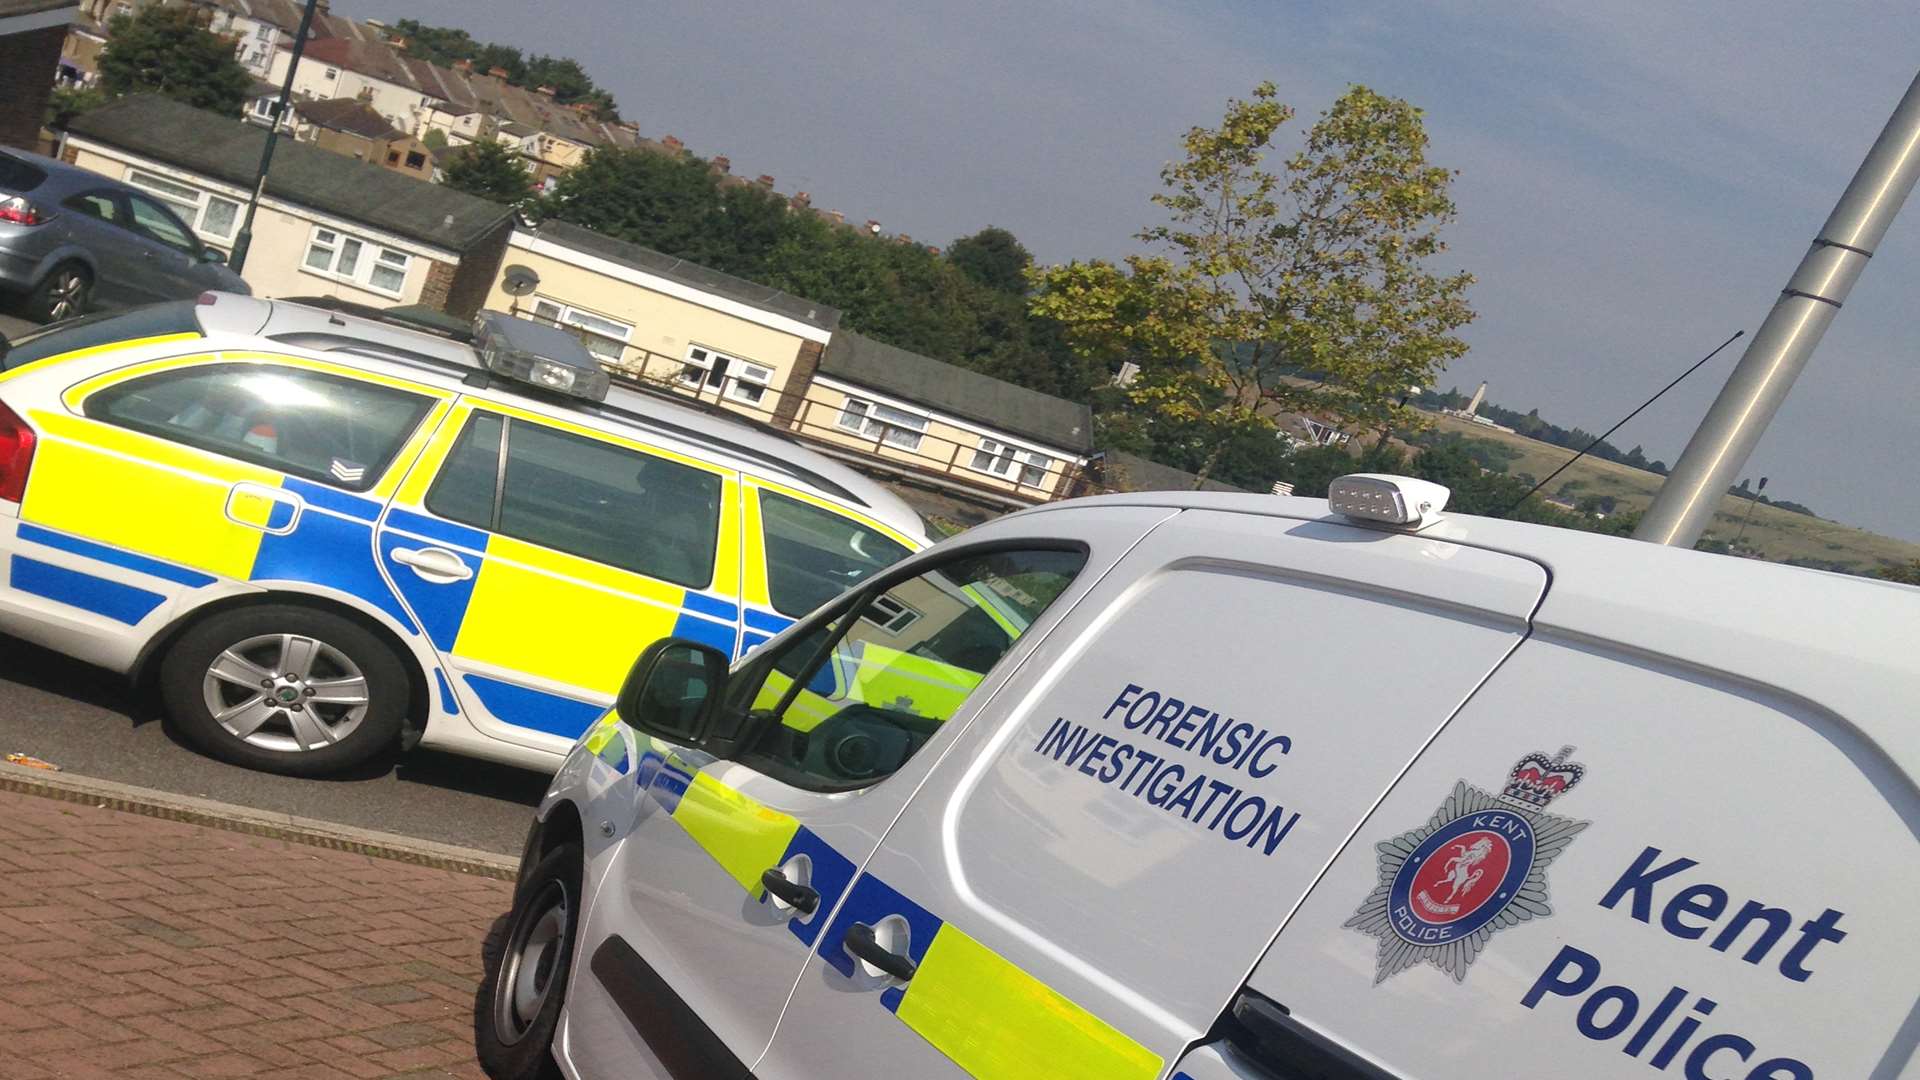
top-left (84, 363), bottom-right (433, 491)
top-left (482, 417), bottom-right (723, 588)
top-left (733, 547), bottom-right (1087, 792)
top-left (759, 490), bottom-right (910, 617)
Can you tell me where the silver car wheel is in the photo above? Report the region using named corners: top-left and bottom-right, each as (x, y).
top-left (200, 633), bottom-right (371, 753)
top-left (45, 270), bottom-right (85, 320)
top-left (493, 879), bottom-right (570, 1046)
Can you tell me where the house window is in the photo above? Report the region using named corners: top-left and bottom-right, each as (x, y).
top-left (323, 67), bottom-right (339, 78)
top-left (301, 226), bottom-right (413, 298)
top-left (385, 150), bottom-right (400, 165)
top-left (404, 151), bottom-right (426, 170)
top-left (969, 437), bottom-right (1053, 488)
top-left (250, 96), bottom-right (276, 120)
top-left (836, 397), bottom-right (928, 451)
top-left (860, 594), bottom-right (921, 634)
top-left (531, 298), bottom-right (631, 365)
top-left (679, 345), bottom-right (775, 409)
top-left (124, 169), bottom-right (242, 245)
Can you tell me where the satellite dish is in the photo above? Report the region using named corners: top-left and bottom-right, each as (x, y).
top-left (501, 264), bottom-right (541, 297)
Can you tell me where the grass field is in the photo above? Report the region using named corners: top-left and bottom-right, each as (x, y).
top-left (1423, 412), bottom-right (1920, 573)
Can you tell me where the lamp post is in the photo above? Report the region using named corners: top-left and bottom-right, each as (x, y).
top-left (227, 0), bottom-right (320, 273)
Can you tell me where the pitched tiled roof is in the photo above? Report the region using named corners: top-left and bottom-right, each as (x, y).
top-left (292, 97), bottom-right (401, 140)
top-left (69, 95), bottom-right (510, 252)
top-left (819, 331), bottom-right (1093, 453)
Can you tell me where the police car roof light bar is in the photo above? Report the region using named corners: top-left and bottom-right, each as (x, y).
top-left (1327, 474), bottom-right (1450, 530)
top-left (472, 311), bottom-right (611, 404)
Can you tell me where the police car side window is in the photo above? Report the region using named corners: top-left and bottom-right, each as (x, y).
top-left (759, 490), bottom-right (911, 617)
top-left (733, 547), bottom-right (1086, 792)
top-left (489, 418), bottom-right (723, 589)
top-left (84, 363), bottom-right (434, 492)
top-left (425, 412), bottom-right (504, 530)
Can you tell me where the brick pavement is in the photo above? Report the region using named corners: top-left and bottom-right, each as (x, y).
top-left (0, 788), bottom-right (516, 1079)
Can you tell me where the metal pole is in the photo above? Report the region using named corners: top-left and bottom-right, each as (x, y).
top-left (1636, 71), bottom-right (1920, 548)
top-left (227, 0), bottom-right (320, 273)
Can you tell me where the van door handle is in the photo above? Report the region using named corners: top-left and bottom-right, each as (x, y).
top-left (390, 546), bottom-right (473, 583)
top-left (844, 922), bottom-right (916, 982)
top-left (759, 869), bottom-right (818, 916)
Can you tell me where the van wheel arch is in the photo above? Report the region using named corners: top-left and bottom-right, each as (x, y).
top-left (520, 801), bottom-right (584, 885)
top-left (133, 592), bottom-right (431, 748)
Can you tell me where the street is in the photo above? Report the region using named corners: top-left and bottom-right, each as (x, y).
top-left (0, 633), bottom-right (548, 855)
top-left (2, 311), bottom-right (37, 339)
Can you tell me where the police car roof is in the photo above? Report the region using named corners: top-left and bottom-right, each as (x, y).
top-left (192, 292), bottom-right (927, 541)
top-left (1022, 489), bottom-right (1920, 782)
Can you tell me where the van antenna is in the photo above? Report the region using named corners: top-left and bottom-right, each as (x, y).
top-left (1504, 329), bottom-right (1744, 517)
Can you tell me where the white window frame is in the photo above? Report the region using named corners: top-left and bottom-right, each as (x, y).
top-left (837, 396), bottom-right (929, 452)
top-left (300, 225), bottom-right (412, 299)
top-left (124, 168), bottom-right (242, 246)
top-left (532, 297), bottom-right (632, 366)
top-left (969, 436), bottom-right (1053, 488)
top-left (678, 345), bottom-right (776, 409)
top-left (860, 594), bottom-right (921, 634)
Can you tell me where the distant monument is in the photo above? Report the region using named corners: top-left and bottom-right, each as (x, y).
top-left (1443, 380), bottom-right (1514, 433)
top-left (1464, 380), bottom-right (1488, 416)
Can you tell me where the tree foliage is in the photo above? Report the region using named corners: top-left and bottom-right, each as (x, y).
top-left (536, 151), bottom-right (1096, 398)
top-left (98, 6), bottom-right (252, 117)
top-left (393, 20), bottom-right (620, 120)
top-left (441, 139), bottom-right (535, 204)
top-left (1032, 83), bottom-right (1475, 480)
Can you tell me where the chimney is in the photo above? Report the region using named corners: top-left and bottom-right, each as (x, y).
top-left (389, 35), bottom-right (407, 50)
top-left (711, 155), bottom-right (730, 174)
top-left (454, 58), bottom-right (473, 72)
top-left (535, 85), bottom-right (556, 97)
top-left (488, 66), bottom-right (510, 78)
top-left (313, 0), bottom-right (329, 12)
top-left (754, 174), bottom-right (775, 189)
top-left (790, 191), bottom-right (810, 209)
top-left (896, 234), bottom-right (912, 244)
top-left (829, 210), bottom-right (844, 224)
top-left (662, 134), bottom-right (684, 153)
top-left (864, 219), bottom-right (881, 235)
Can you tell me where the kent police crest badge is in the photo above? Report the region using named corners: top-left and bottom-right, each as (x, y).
top-left (1346, 746), bottom-right (1590, 983)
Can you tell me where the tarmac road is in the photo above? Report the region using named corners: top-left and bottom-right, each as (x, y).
top-left (0, 631), bottom-right (550, 855)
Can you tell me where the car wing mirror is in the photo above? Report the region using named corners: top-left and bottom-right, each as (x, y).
top-left (616, 637), bottom-right (730, 745)
top-left (198, 246), bottom-right (230, 265)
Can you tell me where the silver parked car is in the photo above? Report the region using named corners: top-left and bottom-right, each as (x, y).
top-left (0, 148), bottom-right (249, 322)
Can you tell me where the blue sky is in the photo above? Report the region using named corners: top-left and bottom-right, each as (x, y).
top-left (349, 0), bottom-right (1920, 543)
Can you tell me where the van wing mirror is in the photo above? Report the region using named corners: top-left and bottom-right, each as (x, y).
top-left (616, 637), bottom-right (730, 742)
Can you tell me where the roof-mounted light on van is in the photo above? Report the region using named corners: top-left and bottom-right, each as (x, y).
top-left (471, 310), bottom-right (611, 403)
top-left (1328, 473), bottom-right (1450, 530)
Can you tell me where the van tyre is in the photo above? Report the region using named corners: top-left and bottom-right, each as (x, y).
top-left (159, 605), bottom-right (409, 777)
top-left (477, 843), bottom-right (582, 1080)
top-left (27, 263), bottom-right (90, 323)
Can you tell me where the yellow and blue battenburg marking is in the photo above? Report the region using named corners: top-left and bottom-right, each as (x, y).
top-left (627, 745), bottom-right (1162, 1080)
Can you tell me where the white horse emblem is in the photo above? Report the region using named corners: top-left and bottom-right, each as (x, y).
top-left (1439, 837), bottom-right (1495, 901)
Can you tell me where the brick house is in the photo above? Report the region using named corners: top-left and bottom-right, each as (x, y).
top-left (0, 0), bottom-right (77, 150)
top-left (64, 95), bottom-right (512, 315)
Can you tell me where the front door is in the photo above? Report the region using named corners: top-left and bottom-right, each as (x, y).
top-left (376, 401), bottom-right (744, 751)
top-left (755, 509), bottom-right (1551, 1080)
top-left (556, 506), bottom-right (1176, 1077)
top-left (122, 192), bottom-right (204, 302)
top-left (55, 189), bottom-right (144, 307)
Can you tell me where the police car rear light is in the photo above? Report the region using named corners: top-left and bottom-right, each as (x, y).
top-left (1328, 473), bottom-right (1449, 529)
top-left (472, 310), bottom-right (611, 403)
top-left (0, 399), bottom-right (36, 504)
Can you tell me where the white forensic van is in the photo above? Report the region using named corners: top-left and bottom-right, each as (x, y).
top-left (478, 476), bottom-right (1920, 1080)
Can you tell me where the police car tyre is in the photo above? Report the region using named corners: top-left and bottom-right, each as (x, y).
top-left (476, 842), bottom-right (581, 1080)
top-left (28, 263), bottom-right (91, 323)
top-left (159, 605), bottom-right (410, 777)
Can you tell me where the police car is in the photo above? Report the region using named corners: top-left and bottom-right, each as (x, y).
top-left (0, 294), bottom-right (925, 777)
top-left (484, 476), bottom-right (1919, 1080)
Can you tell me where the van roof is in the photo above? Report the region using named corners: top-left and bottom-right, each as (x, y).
top-left (1026, 491), bottom-right (1920, 785)
top-left (190, 293), bottom-right (929, 542)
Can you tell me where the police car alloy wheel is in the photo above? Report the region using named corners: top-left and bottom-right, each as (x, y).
top-left (159, 605), bottom-right (410, 777)
top-left (477, 843), bottom-right (582, 1080)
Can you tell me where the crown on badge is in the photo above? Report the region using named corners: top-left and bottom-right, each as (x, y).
top-left (1500, 746), bottom-right (1584, 810)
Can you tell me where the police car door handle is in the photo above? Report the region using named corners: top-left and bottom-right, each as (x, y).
top-left (391, 546), bottom-right (473, 583)
top-left (759, 869), bottom-right (819, 916)
top-left (844, 922), bottom-right (916, 982)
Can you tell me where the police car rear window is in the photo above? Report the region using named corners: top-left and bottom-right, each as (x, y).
top-left (84, 362), bottom-right (434, 492)
top-left (0, 302), bottom-right (201, 371)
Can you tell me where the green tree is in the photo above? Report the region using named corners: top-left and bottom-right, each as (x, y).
top-left (947, 227), bottom-right (1032, 294)
top-left (541, 147), bottom-right (721, 256)
top-left (98, 6), bottom-right (252, 117)
top-left (44, 84), bottom-right (110, 127)
top-left (1879, 560), bottom-right (1920, 586)
top-left (1034, 83), bottom-right (1475, 481)
top-left (441, 139), bottom-right (535, 203)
